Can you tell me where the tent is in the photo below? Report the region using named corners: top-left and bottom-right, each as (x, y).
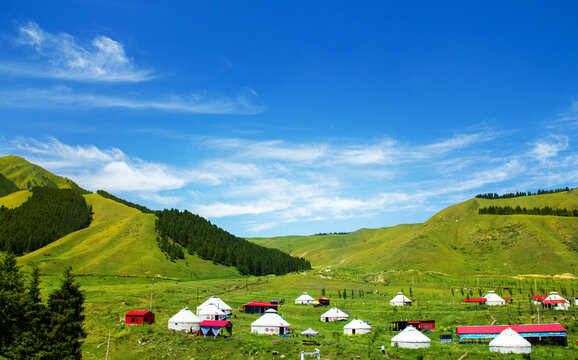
top-left (343, 319), bottom-right (371, 335)
top-left (542, 292), bottom-right (570, 310)
top-left (390, 292), bottom-right (412, 306)
top-left (196, 296), bottom-right (233, 315)
top-left (295, 292), bottom-right (316, 305)
top-left (167, 307), bottom-right (201, 332)
top-left (320, 307), bottom-right (349, 322)
top-left (199, 320), bottom-right (232, 338)
top-left (251, 309), bottom-right (291, 335)
top-left (483, 291), bottom-right (506, 306)
top-left (489, 328), bottom-right (531, 354)
top-left (301, 328), bottom-right (319, 337)
top-left (390, 325), bottom-right (431, 349)
top-left (196, 304), bottom-right (226, 320)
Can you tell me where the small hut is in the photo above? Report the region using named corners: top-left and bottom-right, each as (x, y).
top-left (343, 319), bottom-right (371, 335)
top-left (542, 292), bottom-right (570, 310)
top-left (315, 297), bottom-right (330, 306)
top-left (197, 304), bottom-right (226, 320)
top-left (199, 320), bottom-right (232, 337)
top-left (125, 310), bottom-right (155, 325)
top-left (167, 307), bottom-right (201, 332)
top-left (391, 325), bottom-right (431, 349)
top-left (295, 292), bottom-right (316, 305)
top-left (320, 307), bottom-right (349, 322)
top-left (489, 328), bottom-right (531, 354)
top-left (251, 309), bottom-right (291, 335)
top-left (197, 296), bottom-right (233, 316)
top-left (390, 292), bottom-right (412, 306)
top-left (483, 291), bottom-right (506, 306)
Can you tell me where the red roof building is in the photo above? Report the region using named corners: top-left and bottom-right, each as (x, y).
top-left (125, 310), bottom-right (155, 325)
top-left (316, 297), bottom-right (330, 306)
top-left (463, 298), bottom-right (487, 303)
top-left (532, 295), bottom-right (548, 301)
top-left (456, 324), bottom-right (567, 345)
top-left (242, 302), bottom-right (278, 314)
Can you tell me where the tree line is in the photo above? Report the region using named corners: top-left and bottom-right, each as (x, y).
top-left (0, 256), bottom-right (85, 359)
top-left (478, 205), bottom-right (578, 217)
top-left (96, 190), bottom-right (154, 213)
top-left (475, 187), bottom-right (571, 199)
top-left (157, 235), bottom-right (186, 261)
top-left (0, 187), bottom-right (92, 255)
top-left (155, 209), bottom-right (311, 276)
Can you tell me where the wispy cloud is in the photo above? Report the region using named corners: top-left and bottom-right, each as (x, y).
top-left (0, 87), bottom-right (265, 115)
top-left (1, 21), bottom-right (151, 82)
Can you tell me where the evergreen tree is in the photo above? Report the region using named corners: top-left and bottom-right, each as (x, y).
top-left (47, 267), bottom-right (86, 360)
top-left (0, 255), bottom-right (26, 358)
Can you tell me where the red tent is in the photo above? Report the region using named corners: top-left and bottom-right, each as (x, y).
top-left (125, 310), bottom-right (155, 325)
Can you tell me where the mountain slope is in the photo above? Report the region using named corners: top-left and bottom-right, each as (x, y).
top-left (250, 189), bottom-right (578, 275)
top-left (0, 155), bottom-right (88, 193)
top-left (18, 193), bottom-right (240, 279)
top-left (0, 173), bottom-right (19, 197)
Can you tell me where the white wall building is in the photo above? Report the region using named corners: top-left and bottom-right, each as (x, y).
top-left (390, 292), bottom-right (412, 306)
top-left (320, 307), bottom-right (349, 322)
top-left (542, 291), bottom-right (570, 310)
top-left (295, 292), bottom-right (316, 305)
top-left (196, 304), bottom-right (226, 320)
top-left (167, 307), bottom-right (201, 332)
top-left (489, 328), bottom-right (531, 354)
top-left (196, 296), bottom-right (233, 315)
top-left (390, 325), bottom-right (431, 349)
top-left (251, 309), bottom-right (291, 335)
top-left (483, 290), bottom-right (506, 306)
top-left (343, 319), bottom-right (371, 335)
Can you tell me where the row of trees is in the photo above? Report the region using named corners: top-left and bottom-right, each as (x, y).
top-left (155, 209), bottom-right (311, 276)
top-left (0, 256), bottom-right (86, 359)
top-left (475, 187), bottom-right (571, 199)
top-left (0, 187), bottom-right (92, 255)
top-left (96, 190), bottom-right (154, 214)
top-left (478, 205), bottom-right (578, 217)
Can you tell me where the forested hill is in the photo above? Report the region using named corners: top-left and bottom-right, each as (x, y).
top-left (155, 209), bottom-right (311, 275)
top-left (0, 187), bottom-right (92, 255)
top-left (0, 155), bottom-right (88, 194)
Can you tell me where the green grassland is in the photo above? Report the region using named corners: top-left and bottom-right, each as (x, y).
top-left (0, 155), bottom-right (87, 193)
top-left (30, 269), bottom-right (577, 360)
top-left (0, 189), bottom-right (32, 208)
top-left (250, 189), bottom-right (578, 276)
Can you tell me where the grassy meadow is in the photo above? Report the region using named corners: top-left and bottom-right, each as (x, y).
top-left (32, 269), bottom-right (576, 360)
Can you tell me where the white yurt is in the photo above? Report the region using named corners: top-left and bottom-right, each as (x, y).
top-left (197, 296), bottom-right (233, 315)
top-left (320, 307), bottom-right (349, 322)
top-left (343, 319), bottom-right (371, 335)
top-left (390, 292), bottom-right (412, 306)
top-left (167, 307), bottom-right (201, 332)
top-left (489, 327), bottom-right (531, 354)
top-left (295, 292), bottom-right (316, 305)
top-left (251, 309), bottom-right (291, 335)
top-left (483, 290), bottom-right (506, 306)
top-left (542, 291), bottom-right (570, 310)
top-left (196, 304), bottom-right (226, 320)
top-left (390, 325), bottom-right (431, 349)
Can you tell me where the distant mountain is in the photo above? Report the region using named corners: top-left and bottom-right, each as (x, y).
top-left (0, 155), bottom-right (309, 279)
top-left (250, 188), bottom-right (578, 276)
top-left (0, 155), bottom-right (88, 194)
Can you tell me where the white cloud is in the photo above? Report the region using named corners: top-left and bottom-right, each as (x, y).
top-left (531, 135), bottom-right (568, 161)
top-left (3, 21), bottom-right (151, 82)
top-left (0, 88), bottom-right (265, 115)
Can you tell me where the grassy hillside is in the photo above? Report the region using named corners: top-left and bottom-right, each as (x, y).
top-left (19, 193), bottom-right (240, 280)
top-left (251, 189), bottom-right (578, 276)
top-left (0, 189), bottom-right (31, 209)
top-left (0, 155), bottom-right (88, 193)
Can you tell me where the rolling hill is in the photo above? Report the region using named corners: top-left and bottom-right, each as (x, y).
top-left (250, 189), bottom-right (578, 276)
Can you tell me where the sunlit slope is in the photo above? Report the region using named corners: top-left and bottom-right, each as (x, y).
top-left (0, 189), bottom-right (32, 209)
top-left (251, 189), bottom-right (578, 275)
top-left (0, 155), bottom-right (87, 193)
top-left (19, 194), bottom-right (239, 279)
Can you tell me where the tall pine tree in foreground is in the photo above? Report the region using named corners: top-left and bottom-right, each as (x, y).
top-left (47, 267), bottom-right (86, 360)
top-left (0, 254), bottom-right (26, 358)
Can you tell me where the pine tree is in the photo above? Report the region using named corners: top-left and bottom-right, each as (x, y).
top-left (47, 267), bottom-right (86, 360)
top-left (0, 254), bottom-right (26, 358)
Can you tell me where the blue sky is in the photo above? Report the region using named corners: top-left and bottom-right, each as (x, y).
top-left (1, 1), bottom-right (577, 236)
